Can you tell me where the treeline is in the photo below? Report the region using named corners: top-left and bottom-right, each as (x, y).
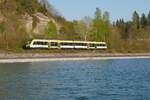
top-left (111, 11), bottom-right (150, 52)
top-left (34, 8), bottom-right (111, 43)
top-left (115, 11), bottom-right (150, 39)
top-left (0, 0), bottom-right (150, 52)
top-left (58, 8), bottom-right (150, 52)
top-left (52, 8), bottom-right (111, 42)
top-left (49, 9), bottom-right (150, 52)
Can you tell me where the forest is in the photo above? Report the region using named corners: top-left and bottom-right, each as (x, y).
top-left (0, 0), bottom-right (150, 52)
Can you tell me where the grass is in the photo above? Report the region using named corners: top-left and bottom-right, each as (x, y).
top-left (23, 49), bottom-right (108, 54)
top-left (0, 46), bottom-right (149, 54)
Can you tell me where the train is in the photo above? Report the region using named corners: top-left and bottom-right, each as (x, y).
top-left (25, 39), bottom-right (107, 50)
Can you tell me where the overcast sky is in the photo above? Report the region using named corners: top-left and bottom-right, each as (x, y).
top-left (48, 0), bottom-right (150, 22)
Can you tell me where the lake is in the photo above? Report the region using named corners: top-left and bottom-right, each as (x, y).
top-left (0, 59), bottom-right (150, 100)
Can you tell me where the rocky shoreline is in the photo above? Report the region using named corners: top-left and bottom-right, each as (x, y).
top-left (0, 53), bottom-right (150, 63)
top-left (0, 53), bottom-right (150, 59)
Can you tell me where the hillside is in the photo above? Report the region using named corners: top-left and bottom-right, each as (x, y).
top-left (0, 0), bottom-right (62, 51)
top-left (1, 0), bottom-right (61, 33)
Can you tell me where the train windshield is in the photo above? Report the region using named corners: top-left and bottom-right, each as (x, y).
top-left (27, 41), bottom-right (31, 45)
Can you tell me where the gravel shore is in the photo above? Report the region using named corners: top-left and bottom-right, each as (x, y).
top-left (0, 53), bottom-right (150, 63)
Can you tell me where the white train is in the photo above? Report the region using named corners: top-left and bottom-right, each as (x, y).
top-left (26, 39), bottom-right (107, 50)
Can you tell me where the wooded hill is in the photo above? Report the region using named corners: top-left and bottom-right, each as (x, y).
top-left (0, 0), bottom-right (150, 52)
top-left (0, 0), bottom-right (64, 51)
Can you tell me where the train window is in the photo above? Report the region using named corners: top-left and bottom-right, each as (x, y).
top-left (60, 42), bottom-right (74, 46)
top-left (97, 44), bottom-right (106, 46)
top-left (75, 43), bottom-right (87, 46)
top-left (33, 41), bottom-right (48, 45)
top-left (43, 42), bottom-right (48, 45)
top-left (89, 44), bottom-right (95, 47)
top-left (51, 42), bottom-right (58, 46)
top-left (33, 42), bottom-right (38, 45)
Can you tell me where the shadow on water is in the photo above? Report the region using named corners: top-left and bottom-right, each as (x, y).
top-left (0, 61), bottom-right (61, 99)
top-left (0, 63), bottom-right (31, 99)
top-left (75, 96), bottom-right (88, 100)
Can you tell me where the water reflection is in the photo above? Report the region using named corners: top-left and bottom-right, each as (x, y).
top-left (0, 63), bottom-right (31, 99)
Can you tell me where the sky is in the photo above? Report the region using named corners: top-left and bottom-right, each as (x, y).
top-left (48, 0), bottom-right (150, 22)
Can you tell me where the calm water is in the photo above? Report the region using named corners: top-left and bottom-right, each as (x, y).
top-left (0, 59), bottom-right (150, 100)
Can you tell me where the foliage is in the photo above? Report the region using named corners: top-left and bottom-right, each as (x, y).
top-left (59, 21), bottom-right (77, 40)
top-left (17, 0), bottom-right (36, 15)
top-left (0, 0), bottom-right (150, 52)
top-left (91, 8), bottom-right (111, 41)
top-left (37, 3), bottom-right (48, 15)
top-left (140, 13), bottom-right (147, 28)
top-left (132, 11), bottom-right (140, 30)
top-left (147, 12), bottom-right (150, 26)
top-left (74, 16), bottom-right (92, 41)
top-left (32, 15), bottom-right (39, 30)
top-left (113, 11), bottom-right (150, 52)
top-left (44, 21), bottom-right (57, 39)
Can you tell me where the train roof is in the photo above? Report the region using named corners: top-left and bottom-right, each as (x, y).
top-left (31, 39), bottom-right (106, 44)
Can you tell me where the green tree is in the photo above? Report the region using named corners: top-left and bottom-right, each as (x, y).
top-left (37, 3), bottom-right (47, 15)
top-left (59, 21), bottom-right (77, 40)
top-left (19, 0), bottom-right (35, 15)
top-left (147, 11), bottom-right (150, 26)
top-left (116, 19), bottom-right (130, 39)
top-left (92, 8), bottom-right (111, 42)
top-left (45, 21), bottom-right (57, 39)
top-left (75, 16), bottom-right (92, 41)
top-left (95, 8), bottom-right (102, 20)
top-left (92, 8), bottom-right (102, 41)
top-left (103, 11), bottom-right (110, 22)
top-left (140, 13), bottom-right (147, 28)
top-left (132, 11), bottom-right (140, 30)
